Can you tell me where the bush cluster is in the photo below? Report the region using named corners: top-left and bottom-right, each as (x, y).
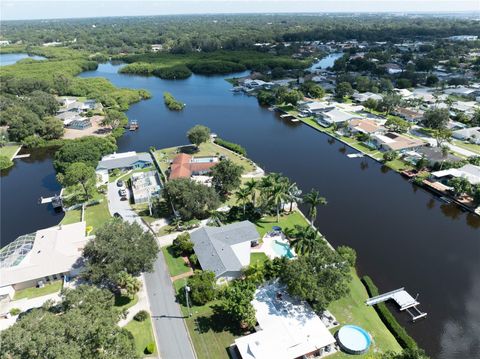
top-left (214, 137), bottom-right (247, 156)
top-left (133, 310), bottom-right (149, 322)
top-left (362, 276), bottom-right (418, 351)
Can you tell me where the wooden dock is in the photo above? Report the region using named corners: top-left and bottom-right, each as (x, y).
top-left (13, 154), bottom-right (30, 159)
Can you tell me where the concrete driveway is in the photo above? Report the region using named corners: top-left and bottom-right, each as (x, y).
top-left (107, 182), bottom-right (145, 227)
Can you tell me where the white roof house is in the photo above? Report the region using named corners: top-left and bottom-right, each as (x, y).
top-left (131, 171), bottom-right (162, 204)
top-left (234, 282), bottom-right (336, 359)
top-left (431, 164), bottom-right (480, 185)
top-left (298, 101), bottom-right (333, 114)
top-left (0, 222), bottom-right (89, 292)
top-left (317, 108), bottom-right (358, 127)
top-left (452, 127), bottom-right (480, 144)
top-left (352, 92), bottom-right (383, 103)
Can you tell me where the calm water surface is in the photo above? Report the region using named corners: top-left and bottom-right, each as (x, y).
top-left (0, 53), bottom-right (46, 66)
top-left (1, 58), bottom-right (479, 358)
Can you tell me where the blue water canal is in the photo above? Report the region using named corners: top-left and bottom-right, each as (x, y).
top-left (1, 54), bottom-right (480, 358)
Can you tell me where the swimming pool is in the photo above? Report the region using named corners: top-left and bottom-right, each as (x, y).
top-left (272, 240), bottom-right (295, 259)
top-left (191, 156), bottom-right (217, 163)
top-left (337, 325), bottom-right (371, 355)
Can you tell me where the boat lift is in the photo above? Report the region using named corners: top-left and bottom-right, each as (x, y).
top-left (366, 287), bottom-right (427, 322)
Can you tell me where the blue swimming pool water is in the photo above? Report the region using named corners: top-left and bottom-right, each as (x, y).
top-left (272, 240), bottom-right (295, 259)
top-left (192, 157), bottom-right (216, 163)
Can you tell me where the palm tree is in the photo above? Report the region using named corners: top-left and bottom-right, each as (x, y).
top-left (243, 261), bottom-right (265, 285)
top-left (291, 225), bottom-right (323, 256)
top-left (303, 189), bottom-right (327, 228)
top-left (270, 181), bottom-right (289, 223)
top-left (235, 186), bottom-right (250, 215)
top-left (244, 179), bottom-right (258, 207)
top-left (285, 182), bottom-right (302, 212)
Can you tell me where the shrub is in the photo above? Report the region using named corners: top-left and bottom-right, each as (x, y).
top-left (383, 151), bottom-right (398, 162)
top-left (163, 92), bottom-right (185, 111)
top-left (0, 155), bottom-right (13, 170)
top-left (189, 253), bottom-right (198, 267)
top-left (214, 137), bottom-right (247, 156)
top-left (144, 342), bottom-right (156, 354)
top-left (187, 270), bottom-right (216, 305)
top-left (362, 276), bottom-right (418, 350)
top-left (134, 310), bottom-right (149, 322)
top-left (9, 308), bottom-right (21, 316)
top-left (171, 232), bottom-right (193, 256)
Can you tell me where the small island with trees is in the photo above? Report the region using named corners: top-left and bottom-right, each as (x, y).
top-left (163, 91), bottom-right (185, 111)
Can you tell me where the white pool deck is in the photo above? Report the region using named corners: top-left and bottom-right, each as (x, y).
top-left (252, 234), bottom-right (296, 259)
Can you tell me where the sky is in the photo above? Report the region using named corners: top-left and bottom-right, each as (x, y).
top-left (1, 0), bottom-right (478, 21)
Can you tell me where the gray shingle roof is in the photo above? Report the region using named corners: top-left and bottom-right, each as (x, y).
top-left (190, 221), bottom-right (259, 277)
top-left (96, 152), bottom-right (152, 171)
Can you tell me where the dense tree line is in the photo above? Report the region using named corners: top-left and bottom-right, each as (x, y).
top-left (2, 15), bottom-right (479, 55)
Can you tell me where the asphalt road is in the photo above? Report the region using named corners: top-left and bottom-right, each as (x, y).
top-left (107, 181), bottom-right (196, 359)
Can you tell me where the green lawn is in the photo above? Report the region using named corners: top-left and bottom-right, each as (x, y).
top-left (250, 252), bottom-right (269, 265)
top-left (453, 140), bottom-right (480, 155)
top-left (328, 269), bottom-right (402, 358)
top-left (173, 280), bottom-right (241, 359)
top-left (13, 280), bottom-right (63, 300)
top-left (60, 208), bottom-right (82, 225)
top-left (254, 211), bottom-right (308, 237)
top-left (154, 141), bottom-right (256, 175)
top-left (162, 246), bottom-right (191, 277)
top-left (60, 200), bottom-right (111, 233)
top-left (125, 315), bottom-right (156, 357)
top-left (385, 158), bottom-right (413, 172)
top-left (0, 144), bottom-right (21, 160)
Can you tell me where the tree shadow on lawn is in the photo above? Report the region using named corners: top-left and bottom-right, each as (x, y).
top-left (194, 304), bottom-right (245, 337)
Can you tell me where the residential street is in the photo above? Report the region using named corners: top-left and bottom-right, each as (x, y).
top-left (106, 182), bottom-right (196, 359)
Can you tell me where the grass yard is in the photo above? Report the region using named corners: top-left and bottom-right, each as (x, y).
top-left (155, 141), bottom-right (256, 175)
top-left (328, 269), bottom-right (402, 358)
top-left (84, 201), bottom-right (111, 233)
top-left (125, 315), bottom-right (156, 357)
top-left (13, 280), bottom-right (63, 300)
top-left (0, 144), bottom-right (21, 160)
top-left (453, 140), bottom-right (480, 155)
top-left (60, 208), bottom-right (82, 225)
top-left (385, 158), bottom-right (413, 172)
top-left (60, 200), bottom-right (111, 233)
top-left (162, 246), bottom-right (191, 277)
top-left (254, 210), bottom-right (308, 237)
top-left (173, 280), bottom-right (241, 359)
top-left (250, 252), bottom-right (269, 265)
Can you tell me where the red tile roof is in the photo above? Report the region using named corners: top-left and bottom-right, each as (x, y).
top-left (169, 154), bottom-right (217, 180)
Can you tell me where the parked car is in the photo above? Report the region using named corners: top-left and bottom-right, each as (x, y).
top-left (113, 212), bottom-right (123, 219)
top-left (117, 180), bottom-right (124, 187)
top-left (118, 189), bottom-right (127, 197)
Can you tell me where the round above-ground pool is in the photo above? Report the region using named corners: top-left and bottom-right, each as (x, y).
top-left (337, 325), bottom-right (371, 355)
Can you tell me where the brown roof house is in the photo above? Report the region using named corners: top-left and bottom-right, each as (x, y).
top-left (372, 132), bottom-right (426, 151)
top-left (347, 119), bottom-right (385, 135)
top-left (169, 153), bottom-right (219, 180)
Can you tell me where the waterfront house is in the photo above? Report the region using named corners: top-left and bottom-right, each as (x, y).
top-left (131, 171), bottom-right (162, 204)
top-left (55, 111), bottom-right (85, 126)
top-left (316, 108), bottom-right (358, 127)
top-left (0, 222), bottom-right (89, 301)
top-left (168, 153), bottom-right (218, 180)
top-left (233, 282), bottom-right (336, 359)
top-left (347, 118), bottom-right (385, 135)
top-left (96, 152), bottom-right (153, 183)
top-left (431, 164), bottom-right (480, 186)
top-left (190, 221), bottom-right (259, 282)
top-left (372, 132), bottom-right (426, 151)
top-left (403, 147), bottom-right (462, 167)
top-left (66, 118), bottom-right (92, 130)
top-left (452, 127), bottom-right (480, 144)
top-left (298, 101), bottom-right (333, 115)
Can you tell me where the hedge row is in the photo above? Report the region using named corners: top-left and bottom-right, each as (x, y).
top-left (361, 276), bottom-right (418, 351)
top-left (214, 137), bottom-right (247, 157)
